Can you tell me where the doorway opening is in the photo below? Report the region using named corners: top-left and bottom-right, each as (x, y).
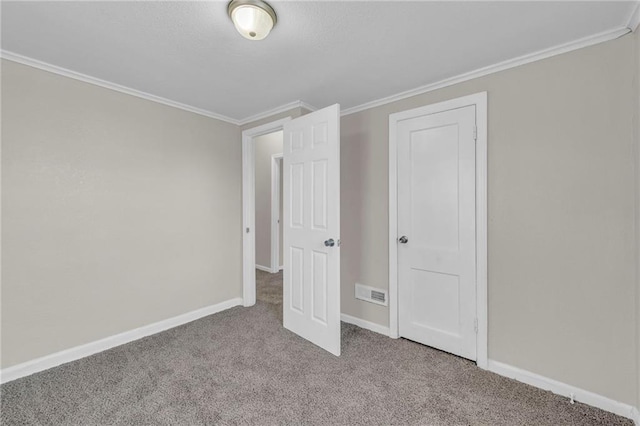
top-left (253, 133), bottom-right (284, 319)
top-left (270, 154), bottom-right (283, 273)
top-left (254, 131), bottom-right (283, 274)
top-left (241, 118), bottom-right (290, 308)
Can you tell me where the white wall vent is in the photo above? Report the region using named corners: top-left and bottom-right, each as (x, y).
top-left (355, 283), bottom-right (388, 306)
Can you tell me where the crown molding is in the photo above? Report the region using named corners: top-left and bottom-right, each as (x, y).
top-left (341, 26), bottom-right (631, 117)
top-left (627, 1), bottom-right (640, 32)
top-left (298, 101), bottom-right (318, 113)
top-left (237, 100), bottom-right (318, 126)
top-left (0, 50), bottom-right (242, 125)
top-left (2, 21), bottom-right (632, 126)
top-left (0, 49), bottom-right (318, 127)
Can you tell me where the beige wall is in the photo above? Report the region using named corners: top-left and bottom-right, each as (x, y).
top-left (1, 60), bottom-right (242, 368)
top-left (254, 131), bottom-right (283, 268)
top-left (341, 34), bottom-right (638, 405)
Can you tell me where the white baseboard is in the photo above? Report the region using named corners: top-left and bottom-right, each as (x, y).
top-left (340, 313), bottom-right (390, 337)
top-left (487, 360), bottom-right (638, 422)
top-left (255, 264), bottom-right (271, 273)
top-left (631, 407), bottom-right (639, 426)
top-left (256, 264), bottom-right (282, 274)
top-left (0, 297), bottom-right (243, 384)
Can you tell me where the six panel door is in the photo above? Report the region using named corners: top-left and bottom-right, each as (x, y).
top-left (282, 104), bottom-right (341, 356)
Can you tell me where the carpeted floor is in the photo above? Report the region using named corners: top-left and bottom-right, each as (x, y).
top-left (0, 269), bottom-right (632, 425)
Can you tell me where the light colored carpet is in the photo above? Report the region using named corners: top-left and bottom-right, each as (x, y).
top-left (0, 269), bottom-right (632, 425)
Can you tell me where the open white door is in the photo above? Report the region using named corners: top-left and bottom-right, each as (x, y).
top-left (283, 104), bottom-right (341, 356)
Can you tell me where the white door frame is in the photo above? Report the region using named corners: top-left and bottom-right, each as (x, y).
top-left (270, 153), bottom-right (283, 273)
top-left (388, 92), bottom-right (488, 369)
top-left (242, 117), bottom-right (291, 307)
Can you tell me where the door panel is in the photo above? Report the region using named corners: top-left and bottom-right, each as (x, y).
top-left (290, 163), bottom-right (304, 228)
top-left (290, 246), bottom-right (304, 313)
top-left (283, 104), bottom-right (341, 356)
top-left (410, 125), bottom-right (460, 251)
top-left (410, 269), bottom-right (459, 334)
top-left (397, 105), bottom-right (477, 361)
top-left (312, 160), bottom-right (328, 230)
top-left (312, 250), bottom-right (328, 324)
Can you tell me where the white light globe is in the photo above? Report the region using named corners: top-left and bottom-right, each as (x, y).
top-left (231, 4), bottom-right (274, 40)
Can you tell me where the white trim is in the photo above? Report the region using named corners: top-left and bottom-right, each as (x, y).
top-left (242, 130), bottom-right (256, 306)
top-left (475, 93), bottom-right (489, 369)
top-left (0, 50), bottom-right (240, 125)
top-left (242, 118), bottom-right (291, 307)
top-left (627, 1), bottom-right (640, 32)
top-left (270, 154), bottom-right (284, 273)
top-left (388, 92), bottom-right (488, 368)
top-left (487, 360), bottom-right (638, 422)
top-left (0, 297), bottom-right (243, 384)
top-left (4, 22), bottom-right (632, 127)
top-left (238, 101), bottom-right (317, 126)
top-left (255, 264), bottom-right (272, 273)
top-left (388, 109), bottom-right (399, 339)
top-left (340, 314), bottom-right (390, 337)
top-left (0, 50), bottom-right (319, 127)
top-left (298, 101), bottom-right (318, 113)
top-left (342, 27), bottom-right (629, 117)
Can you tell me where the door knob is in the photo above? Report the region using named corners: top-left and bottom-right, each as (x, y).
top-left (398, 236), bottom-right (408, 244)
top-left (324, 238), bottom-right (335, 247)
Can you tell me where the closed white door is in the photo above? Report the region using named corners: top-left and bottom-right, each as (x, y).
top-left (397, 105), bottom-right (477, 360)
top-left (283, 104), bottom-right (341, 356)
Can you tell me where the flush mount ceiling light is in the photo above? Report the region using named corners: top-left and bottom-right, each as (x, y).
top-left (228, 0), bottom-right (277, 41)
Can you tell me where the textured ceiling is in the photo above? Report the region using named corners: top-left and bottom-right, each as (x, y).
top-left (1, 1), bottom-right (637, 121)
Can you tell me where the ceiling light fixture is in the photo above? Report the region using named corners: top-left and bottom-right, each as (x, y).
top-left (228, 0), bottom-right (277, 41)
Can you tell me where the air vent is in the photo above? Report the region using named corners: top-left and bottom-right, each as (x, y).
top-left (371, 290), bottom-right (385, 303)
top-left (355, 283), bottom-right (388, 306)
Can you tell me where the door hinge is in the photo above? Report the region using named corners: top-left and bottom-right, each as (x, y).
top-left (473, 126), bottom-right (478, 141)
top-left (474, 318), bottom-right (478, 333)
